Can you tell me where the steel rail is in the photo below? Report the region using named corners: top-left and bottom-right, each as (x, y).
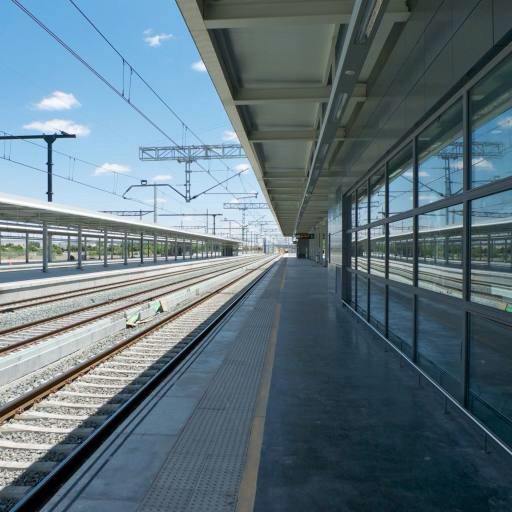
top-left (0, 257), bottom-right (261, 356)
top-left (5, 256), bottom-right (279, 511)
top-left (0, 257), bottom-right (249, 312)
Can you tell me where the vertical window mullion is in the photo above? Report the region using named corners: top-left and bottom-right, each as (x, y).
top-left (412, 137), bottom-right (418, 362)
top-left (462, 90), bottom-right (471, 407)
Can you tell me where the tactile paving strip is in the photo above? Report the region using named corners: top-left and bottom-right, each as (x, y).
top-left (137, 261), bottom-right (285, 512)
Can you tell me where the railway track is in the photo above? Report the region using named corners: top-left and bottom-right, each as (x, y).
top-left (0, 257), bottom-right (262, 356)
top-left (0, 255), bottom-right (279, 511)
top-left (0, 256), bottom-right (251, 313)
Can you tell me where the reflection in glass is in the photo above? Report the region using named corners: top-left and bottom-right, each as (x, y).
top-left (356, 229), bottom-right (368, 272)
top-left (418, 205), bottom-right (463, 297)
top-left (471, 190), bottom-right (512, 311)
top-left (369, 280), bottom-right (385, 333)
top-left (370, 225), bottom-right (385, 277)
top-left (351, 191), bottom-right (357, 228)
top-left (357, 275), bottom-right (368, 315)
top-left (350, 231), bottom-right (356, 269)
top-left (418, 101), bottom-right (463, 206)
top-left (388, 217), bottom-right (413, 284)
top-left (370, 168), bottom-right (386, 222)
top-left (357, 186), bottom-right (368, 226)
top-left (350, 272), bottom-right (356, 307)
top-left (417, 296), bottom-right (463, 401)
top-left (388, 145), bottom-right (413, 215)
top-left (388, 287), bottom-right (412, 357)
top-left (469, 315), bottom-right (512, 445)
top-left (471, 54), bottom-right (511, 188)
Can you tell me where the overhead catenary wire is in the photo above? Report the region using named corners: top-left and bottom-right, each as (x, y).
top-left (10, 0), bottom-right (246, 201)
top-left (8, 0), bottom-right (273, 228)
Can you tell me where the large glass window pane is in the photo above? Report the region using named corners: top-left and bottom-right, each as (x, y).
top-left (418, 205), bottom-right (463, 297)
top-left (388, 286), bottom-right (413, 357)
top-left (357, 275), bottom-right (368, 315)
top-left (370, 168), bottom-right (386, 222)
top-left (356, 229), bottom-right (368, 272)
top-left (388, 145), bottom-right (413, 215)
top-left (471, 55), bottom-right (512, 188)
top-left (350, 272), bottom-right (356, 308)
top-left (388, 217), bottom-right (413, 284)
top-left (418, 101), bottom-right (463, 206)
top-left (471, 190), bottom-right (512, 311)
top-left (370, 225), bottom-right (385, 277)
top-left (469, 314), bottom-right (512, 446)
top-left (369, 280), bottom-right (385, 333)
top-left (417, 297), bottom-right (464, 401)
top-left (350, 231), bottom-right (356, 269)
top-left (357, 185), bottom-right (368, 226)
top-left (351, 191), bottom-right (357, 228)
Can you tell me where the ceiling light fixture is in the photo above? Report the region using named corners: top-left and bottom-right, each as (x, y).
top-left (355, 0), bottom-right (385, 44)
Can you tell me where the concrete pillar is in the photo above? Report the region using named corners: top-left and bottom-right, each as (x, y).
top-left (174, 237), bottom-right (178, 261)
top-left (77, 227), bottom-right (83, 270)
top-left (201, 241), bottom-right (204, 259)
top-left (25, 232), bottom-right (29, 263)
top-left (153, 235), bottom-right (157, 263)
top-left (140, 233), bottom-right (144, 264)
top-left (42, 222), bottom-right (48, 273)
top-left (67, 235), bottom-right (71, 261)
top-left (48, 234), bottom-right (52, 263)
top-left (110, 238), bottom-right (114, 260)
top-left (165, 236), bottom-right (168, 262)
top-left (123, 232), bottom-right (128, 265)
top-left (103, 229), bottom-right (108, 267)
top-left (84, 237), bottom-right (87, 260)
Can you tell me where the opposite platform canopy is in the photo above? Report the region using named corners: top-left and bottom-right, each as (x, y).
top-left (0, 193), bottom-right (239, 246)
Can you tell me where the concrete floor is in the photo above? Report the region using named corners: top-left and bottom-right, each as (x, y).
top-left (254, 258), bottom-right (512, 512)
top-left (38, 257), bottom-right (512, 511)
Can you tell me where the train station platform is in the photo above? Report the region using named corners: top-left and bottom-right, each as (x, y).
top-left (43, 257), bottom-right (512, 512)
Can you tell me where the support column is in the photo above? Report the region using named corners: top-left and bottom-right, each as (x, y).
top-left (84, 237), bottom-right (87, 260)
top-left (25, 232), bottom-right (30, 263)
top-left (189, 239), bottom-right (193, 260)
top-left (174, 237), bottom-right (178, 261)
top-left (123, 232), bottom-right (128, 265)
top-left (165, 236), bottom-right (168, 262)
top-left (103, 229), bottom-right (108, 267)
top-left (140, 233), bottom-right (144, 264)
top-left (67, 235), bottom-right (71, 261)
top-left (110, 237), bottom-right (114, 260)
top-left (77, 227), bottom-right (83, 270)
top-left (42, 222), bottom-right (48, 273)
top-left (48, 233), bottom-right (52, 263)
top-left (153, 235), bottom-right (157, 263)
top-left (201, 241), bottom-right (204, 259)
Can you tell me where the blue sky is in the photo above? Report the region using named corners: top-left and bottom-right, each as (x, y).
top-left (0, 0), bottom-right (274, 237)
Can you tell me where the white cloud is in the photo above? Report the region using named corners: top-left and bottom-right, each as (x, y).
top-left (35, 91), bottom-right (80, 111)
top-left (152, 174), bottom-right (172, 181)
top-left (418, 171), bottom-right (429, 177)
top-left (94, 162), bottom-right (130, 176)
top-left (222, 130), bottom-right (239, 142)
top-left (497, 116), bottom-right (512, 128)
top-left (473, 157), bottom-right (494, 170)
top-left (191, 60), bottom-right (207, 72)
top-left (143, 197), bottom-right (167, 204)
top-left (234, 163), bottom-right (250, 173)
top-left (23, 118), bottom-right (90, 136)
top-left (228, 198), bottom-right (240, 204)
top-left (143, 31), bottom-right (174, 47)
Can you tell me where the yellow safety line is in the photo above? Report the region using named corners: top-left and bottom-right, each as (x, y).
top-left (236, 262), bottom-right (286, 512)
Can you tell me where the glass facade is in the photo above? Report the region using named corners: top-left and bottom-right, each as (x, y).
top-left (418, 205), bottom-right (463, 297)
top-left (343, 51), bottom-right (512, 448)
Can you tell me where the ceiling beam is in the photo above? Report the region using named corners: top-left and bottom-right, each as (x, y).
top-left (232, 83), bottom-right (366, 106)
top-left (203, 1), bottom-right (353, 29)
top-left (249, 127), bottom-right (346, 142)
